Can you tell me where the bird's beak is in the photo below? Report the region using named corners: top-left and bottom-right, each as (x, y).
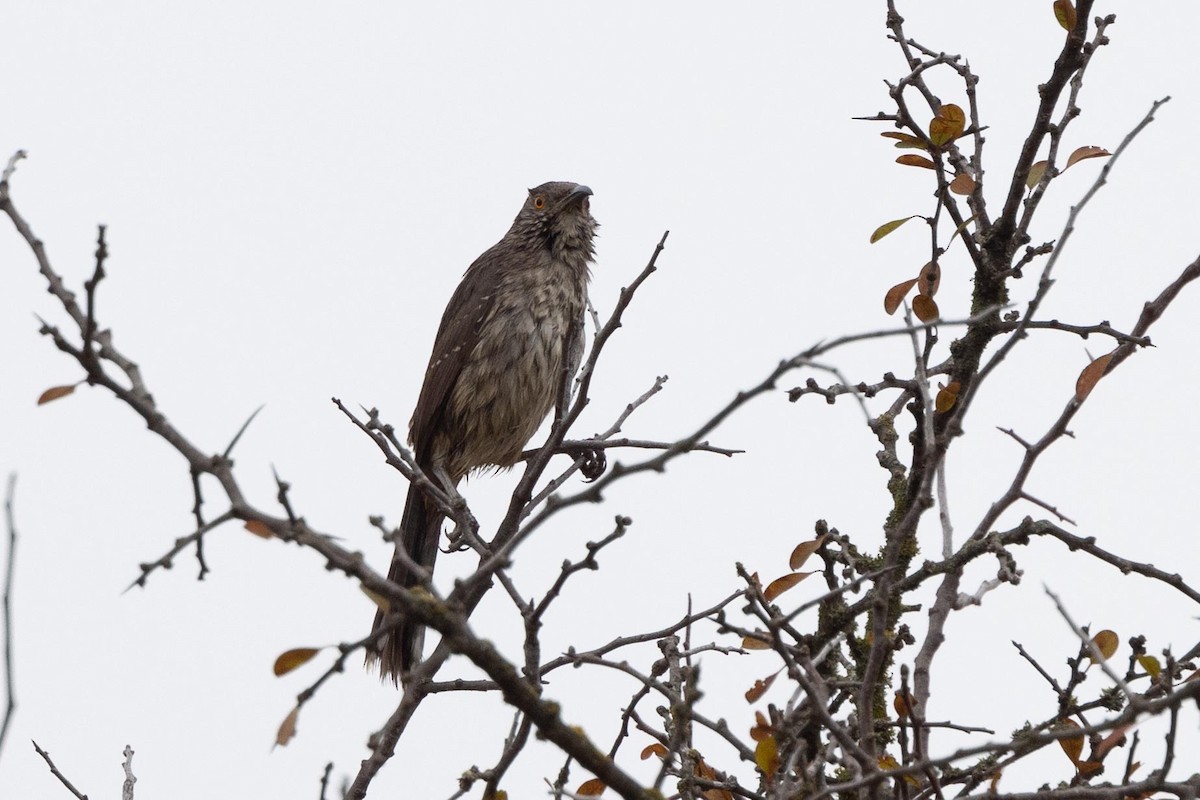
top-left (569, 185), bottom-right (593, 200)
top-left (560, 184), bottom-right (592, 213)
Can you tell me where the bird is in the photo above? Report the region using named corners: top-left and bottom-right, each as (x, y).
top-left (369, 181), bottom-right (598, 683)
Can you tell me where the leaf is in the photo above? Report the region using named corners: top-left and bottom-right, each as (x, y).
top-left (764, 571), bottom-right (815, 602)
top-left (935, 381), bottom-right (961, 414)
top-left (640, 743), bottom-right (668, 760)
top-left (881, 131), bottom-right (927, 150)
top-left (750, 710), bottom-right (772, 742)
top-left (870, 216), bottom-right (917, 243)
top-left (1096, 722), bottom-right (1134, 758)
top-left (276, 705), bottom-right (300, 747)
top-left (893, 690), bottom-right (912, 719)
top-left (789, 534), bottom-right (828, 570)
top-left (1075, 352), bottom-right (1115, 402)
top-left (1077, 760), bottom-right (1103, 776)
top-left (1054, 0), bottom-right (1077, 31)
top-left (754, 735), bottom-right (779, 776)
top-left (896, 154), bottom-right (936, 170)
top-left (577, 778), bottom-right (606, 796)
top-left (1089, 629), bottom-right (1119, 662)
top-left (1066, 145), bottom-right (1111, 169)
top-left (884, 278), bottom-right (919, 315)
top-left (244, 520), bottom-right (274, 539)
top-left (37, 384), bottom-right (77, 405)
top-left (273, 647), bottom-right (321, 677)
top-left (1138, 654), bottom-right (1161, 679)
top-left (742, 632), bottom-right (773, 650)
top-left (912, 294), bottom-right (940, 323)
top-left (1026, 160), bottom-right (1048, 189)
top-left (949, 172), bottom-right (976, 195)
top-left (745, 672), bottom-right (778, 703)
top-left (929, 103), bottom-right (966, 147)
top-left (879, 755), bottom-right (921, 787)
top-left (1057, 719), bottom-right (1084, 764)
top-left (989, 770), bottom-right (1003, 792)
top-left (360, 585), bottom-right (391, 613)
top-left (918, 260), bottom-right (941, 297)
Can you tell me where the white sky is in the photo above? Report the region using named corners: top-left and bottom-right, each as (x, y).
top-left (2, 2), bottom-right (1198, 797)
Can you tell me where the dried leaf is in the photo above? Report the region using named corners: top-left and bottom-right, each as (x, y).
top-left (1066, 145), bottom-right (1111, 169)
top-left (789, 534), bottom-right (828, 570)
top-left (750, 710), bottom-right (772, 742)
top-left (1077, 760), bottom-right (1103, 776)
top-left (577, 778), bottom-right (606, 796)
top-left (870, 216), bottom-right (917, 244)
top-left (893, 690), bottom-right (912, 719)
top-left (1026, 160), bottom-right (1049, 190)
top-left (37, 384), bottom-right (77, 405)
top-left (244, 520), bottom-right (274, 539)
top-left (989, 770), bottom-right (1003, 792)
top-left (935, 381), bottom-right (961, 414)
top-left (896, 154), bottom-right (936, 170)
top-left (1054, 0), bottom-right (1077, 31)
top-left (949, 172), bottom-right (976, 195)
top-left (360, 585), bottom-right (391, 613)
top-left (640, 743), bottom-right (669, 760)
top-left (273, 647), bottom-right (321, 677)
top-left (754, 735), bottom-right (779, 776)
top-left (912, 294), bottom-right (940, 323)
top-left (929, 103), bottom-right (966, 147)
top-left (1138, 654), bottom-right (1162, 679)
top-left (1096, 722), bottom-right (1133, 758)
top-left (1075, 352), bottom-right (1115, 402)
top-left (276, 705), bottom-right (300, 747)
top-left (763, 571), bottom-right (815, 601)
top-left (881, 131), bottom-right (927, 150)
top-left (745, 672), bottom-right (778, 703)
top-left (918, 260), bottom-right (941, 297)
top-left (742, 632), bottom-right (773, 650)
top-left (1089, 629), bottom-right (1119, 662)
top-left (884, 278), bottom-right (919, 315)
top-left (1057, 719), bottom-right (1084, 764)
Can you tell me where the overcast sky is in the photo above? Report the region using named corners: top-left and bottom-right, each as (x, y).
top-left (2, 2), bottom-right (1198, 797)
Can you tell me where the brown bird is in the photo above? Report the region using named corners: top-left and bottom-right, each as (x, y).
top-left (370, 181), bottom-right (597, 683)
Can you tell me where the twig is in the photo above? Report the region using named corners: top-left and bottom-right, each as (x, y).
top-left (32, 740), bottom-right (89, 800)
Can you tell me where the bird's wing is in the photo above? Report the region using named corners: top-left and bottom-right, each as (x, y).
top-left (409, 245), bottom-right (507, 462)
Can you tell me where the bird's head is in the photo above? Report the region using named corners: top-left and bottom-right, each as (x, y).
top-left (512, 181), bottom-right (598, 261)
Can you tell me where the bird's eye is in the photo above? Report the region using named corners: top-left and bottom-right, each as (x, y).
top-left (533, 195), bottom-right (546, 210)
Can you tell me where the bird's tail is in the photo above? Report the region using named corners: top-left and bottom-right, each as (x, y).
top-left (369, 481), bottom-right (442, 683)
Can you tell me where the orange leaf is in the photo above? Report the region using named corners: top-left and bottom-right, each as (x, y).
top-left (789, 534), bottom-right (828, 570)
top-left (37, 384), bottom-right (77, 405)
top-left (754, 735), bottom-right (779, 776)
top-left (893, 691), bottom-right (912, 719)
top-left (745, 672), bottom-right (778, 703)
top-left (912, 294), bottom-right (940, 323)
top-left (949, 173), bottom-right (976, 195)
top-left (1097, 723), bottom-right (1134, 758)
top-left (276, 706), bottom-right (300, 747)
top-left (244, 520), bottom-right (274, 539)
top-left (881, 131), bottom-right (927, 150)
top-left (929, 103), bottom-right (966, 147)
top-left (1077, 760), bottom-right (1103, 776)
top-left (640, 743), bottom-right (668, 760)
top-left (918, 261), bottom-right (941, 297)
top-left (935, 381), bottom-right (961, 414)
top-left (1054, 0), bottom-right (1077, 31)
top-left (742, 632), bottom-right (773, 650)
top-left (884, 278), bottom-right (919, 315)
top-left (577, 778), bottom-right (606, 796)
top-left (764, 571), bottom-right (815, 601)
top-left (1057, 719), bottom-right (1084, 764)
top-left (896, 154), bottom-right (936, 170)
top-left (1026, 160), bottom-right (1048, 189)
top-left (870, 216), bottom-right (918, 243)
top-left (1075, 352), bottom-right (1115, 402)
top-left (1066, 145), bottom-right (1111, 169)
top-left (989, 770), bottom-right (1003, 792)
top-left (750, 710), bottom-right (772, 742)
top-left (1089, 629), bottom-right (1119, 662)
top-left (273, 647), bottom-right (321, 677)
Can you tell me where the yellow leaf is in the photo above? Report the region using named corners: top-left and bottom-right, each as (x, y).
top-left (276, 706), bottom-right (300, 747)
top-left (1057, 719), bottom-right (1083, 764)
top-left (754, 735), bottom-right (779, 776)
top-left (745, 672), bottom-right (778, 703)
top-left (1026, 160), bottom-right (1048, 189)
top-left (640, 743), bottom-right (668, 760)
top-left (949, 173), bottom-right (976, 195)
top-left (881, 131), bottom-right (927, 150)
top-left (1089, 629), bottom-right (1119, 662)
top-left (1138, 654), bottom-right (1161, 679)
top-left (742, 632), bottom-right (772, 650)
top-left (929, 104), bottom-right (966, 147)
top-left (37, 384), bottom-right (77, 405)
top-left (273, 647), bottom-right (321, 677)
top-left (763, 571), bottom-right (815, 602)
top-left (789, 534), bottom-right (828, 570)
top-left (870, 216), bottom-right (918, 244)
top-left (577, 778), bottom-right (606, 796)
top-left (1066, 145), bottom-right (1111, 169)
top-left (918, 261), bottom-right (941, 297)
top-left (1075, 352), bottom-right (1115, 402)
top-left (1054, 0), bottom-right (1077, 31)
top-left (912, 294), bottom-right (940, 323)
top-left (244, 520), bottom-right (274, 539)
top-left (884, 278), bottom-right (919, 316)
top-left (896, 154), bottom-right (936, 170)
